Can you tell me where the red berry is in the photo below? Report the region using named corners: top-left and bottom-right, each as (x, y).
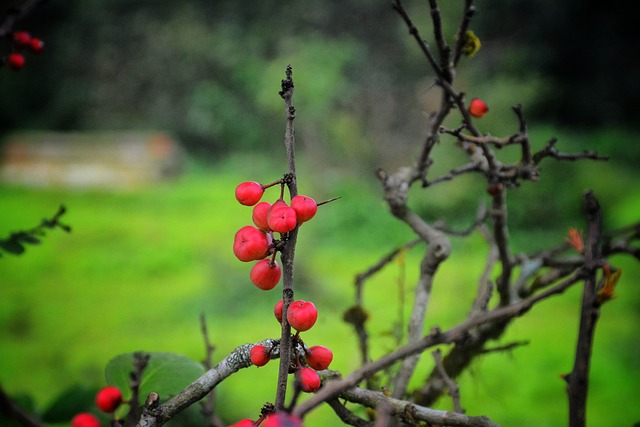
top-left (306, 345), bottom-right (333, 371)
top-left (6, 53), bottom-right (25, 70)
top-left (235, 181), bottom-right (264, 206)
top-left (29, 38), bottom-right (44, 54)
top-left (267, 205), bottom-right (297, 233)
top-left (95, 386), bottom-right (122, 413)
top-left (468, 97), bottom-right (489, 118)
top-left (287, 300), bottom-right (318, 332)
top-left (71, 413), bottom-right (101, 427)
top-left (228, 419), bottom-right (254, 427)
top-left (297, 367), bottom-right (321, 393)
top-left (228, 419), bottom-right (255, 427)
top-left (250, 259), bottom-right (281, 290)
top-left (274, 300), bottom-right (284, 323)
top-left (13, 31), bottom-right (31, 46)
top-left (249, 344), bottom-right (271, 367)
top-left (291, 195), bottom-right (317, 224)
top-left (263, 412), bottom-right (303, 427)
top-left (252, 201), bottom-right (272, 231)
top-left (233, 226), bottom-right (270, 262)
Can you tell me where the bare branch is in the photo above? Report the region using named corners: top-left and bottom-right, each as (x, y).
top-left (566, 191), bottom-right (603, 427)
top-left (340, 387), bottom-right (499, 427)
top-left (432, 349), bottom-right (463, 414)
top-left (294, 272), bottom-right (581, 418)
top-left (276, 65), bottom-right (299, 410)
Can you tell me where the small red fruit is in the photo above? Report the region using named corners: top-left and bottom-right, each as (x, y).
top-left (250, 259), bottom-right (281, 290)
top-left (267, 205), bottom-right (297, 233)
top-left (13, 31), bottom-right (31, 46)
top-left (263, 412), bottom-right (303, 427)
top-left (29, 38), bottom-right (45, 54)
top-left (95, 385), bottom-right (122, 413)
top-left (468, 97), bottom-right (489, 118)
top-left (306, 345), bottom-right (333, 371)
top-left (228, 419), bottom-right (254, 427)
top-left (252, 201), bottom-right (272, 231)
top-left (71, 413), bottom-right (101, 427)
top-left (274, 300), bottom-right (284, 323)
top-left (287, 300), bottom-right (318, 332)
top-left (235, 181), bottom-right (264, 206)
top-left (249, 344), bottom-right (271, 367)
top-left (233, 226), bottom-right (270, 262)
top-left (297, 367), bottom-right (321, 393)
top-left (6, 53), bottom-right (25, 70)
top-left (291, 195), bottom-right (317, 224)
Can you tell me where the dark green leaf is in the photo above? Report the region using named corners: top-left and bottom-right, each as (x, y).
top-left (105, 352), bottom-right (205, 401)
top-left (0, 238), bottom-right (25, 255)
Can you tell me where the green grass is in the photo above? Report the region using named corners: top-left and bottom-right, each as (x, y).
top-left (1, 148), bottom-right (639, 427)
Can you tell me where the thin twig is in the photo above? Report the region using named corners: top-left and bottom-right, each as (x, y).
top-left (432, 349), bottom-right (463, 414)
top-left (275, 65), bottom-right (299, 410)
top-left (566, 191), bottom-right (602, 427)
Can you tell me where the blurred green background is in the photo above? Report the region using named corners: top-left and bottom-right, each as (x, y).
top-left (1, 0), bottom-right (639, 426)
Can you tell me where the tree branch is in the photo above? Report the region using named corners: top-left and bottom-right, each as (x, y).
top-left (566, 190), bottom-right (602, 427)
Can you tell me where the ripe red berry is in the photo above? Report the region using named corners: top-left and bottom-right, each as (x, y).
top-left (6, 53), bottom-right (25, 70)
top-left (71, 413), bottom-right (101, 427)
top-left (13, 31), bottom-right (31, 46)
top-left (235, 181), bottom-right (264, 206)
top-left (233, 226), bottom-right (270, 262)
top-left (267, 205), bottom-right (297, 233)
top-left (274, 300), bottom-right (284, 323)
top-left (228, 419), bottom-right (255, 427)
top-left (250, 259), bottom-right (281, 290)
top-left (468, 97), bottom-right (489, 118)
top-left (297, 367), bottom-right (321, 393)
top-left (306, 345), bottom-right (333, 371)
top-left (29, 38), bottom-right (44, 54)
top-left (263, 412), bottom-right (303, 427)
top-left (95, 385), bottom-right (122, 413)
top-left (249, 344), bottom-right (271, 367)
top-left (291, 195), bottom-right (317, 224)
top-left (252, 201), bottom-right (272, 231)
top-left (287, 300), bottom-right (318, 332)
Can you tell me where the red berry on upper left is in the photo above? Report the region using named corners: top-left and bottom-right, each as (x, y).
top-left (95, 385), bottom-right (123, 413)
top-left (13, 31), bottom-right (31, 46)
top-left (29, 38), bottom-right (45, 54)
top-left (6, 53), bottom-right (25, 70)
top-left (71, 413), bottom-right (101, 427)
top-left (235, 182), bottom-right (264, 206)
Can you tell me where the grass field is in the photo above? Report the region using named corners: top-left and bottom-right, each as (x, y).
top-left (1, 143), bottom-right (639, 427)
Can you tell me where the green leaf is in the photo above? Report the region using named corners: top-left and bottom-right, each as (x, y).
top-left (105, 352), bottom-right (205, 402)
top-left (0, 238), bottom-right (25, 254)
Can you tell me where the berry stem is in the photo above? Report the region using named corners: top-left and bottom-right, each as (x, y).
top-left (262, 179), bottom-right (283, 190)
top-left (275, 65), bottom-right (299, 410)
top-left (316, 196), bottom-right (341, 207)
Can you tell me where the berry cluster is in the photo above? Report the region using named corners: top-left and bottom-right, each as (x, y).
top-left (233, 179), bottom-right (317, 290)
top-left (70, 386), bottom-right (124, 427)
top-left (249, 299), bottom-right (333, 394)
top-left (229, 177), bottom-right (334, 426)
top-left (2, 31), bottom-right (45, 71)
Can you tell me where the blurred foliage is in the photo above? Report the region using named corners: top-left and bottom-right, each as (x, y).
top-left (3, 0), bottom-right (637, 166)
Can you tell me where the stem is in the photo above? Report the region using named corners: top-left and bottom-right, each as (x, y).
top-left (275, 65), bottom-right (298, 410)
top-left (567, 191), bottom-right (602, 427)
